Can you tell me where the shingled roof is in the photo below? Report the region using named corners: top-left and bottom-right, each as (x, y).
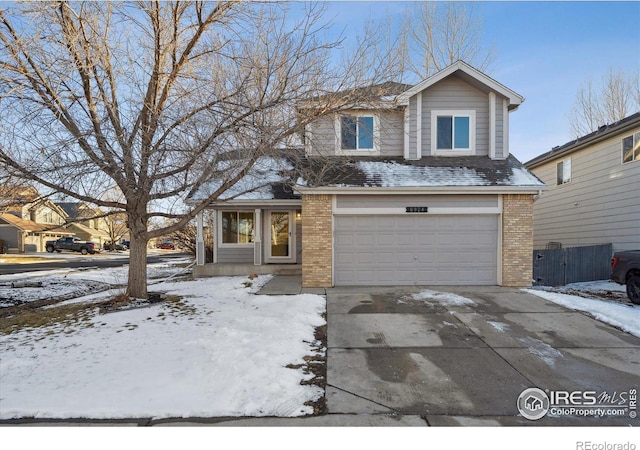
top-left (296, 154), bottom-right (544, 189)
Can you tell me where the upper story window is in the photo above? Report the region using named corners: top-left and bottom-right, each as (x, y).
top-left (622, 132), bottom-right (640, 164)
top-left (431, 110), bottom-right (475, 156)
top-left (337, 114), bottom-right (379, 155)
top-left (220, 211), bottom-right (254, 245)
top-left (556, 158), bottom-right (571, 185)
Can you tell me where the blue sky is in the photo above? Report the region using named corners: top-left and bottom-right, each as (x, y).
top-left (316, 1), bottom-right (640, 163)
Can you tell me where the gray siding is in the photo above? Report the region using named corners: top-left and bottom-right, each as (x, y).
top-left (307, 115), bottom-right (335, 156)
top-left (495, 98), bottom-right (505, 159)
top-left (336, 194), bottom-right (498, 209)
top-left (530, 128), bottom-right (640, 252)
top-left (379, 111), bottom-right (404, 157)
top-left (409, 96), bottom-right (418, 159)
top-left (0, 226), bottom-right (18, 249)
top-left (306, 111), bottom-right (404, 157)
top-left (217, 246), bottom-right (254, 264)
top-left (420, 75), bottom-right (489, 157)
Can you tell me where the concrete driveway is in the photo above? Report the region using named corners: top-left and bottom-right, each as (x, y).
top-left (326, 285), bottom-right (640, 426)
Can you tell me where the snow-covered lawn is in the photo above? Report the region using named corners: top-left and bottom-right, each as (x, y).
top-left (0, 258), bottom-right (194, 307)
top-left (525, 280), bottom-right (640, 338)
top-left (0, 275), bottom-right (326, 419)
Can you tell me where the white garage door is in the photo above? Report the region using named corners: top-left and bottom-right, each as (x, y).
top-left (334, 215), bottom-right (498, 285)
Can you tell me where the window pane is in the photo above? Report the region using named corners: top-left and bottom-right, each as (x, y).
top-left (341, 116), bottom-right (357, 150)
top-left (358, 116), bottom-right (374, 149)
top-left (623, 136), bottom-right (634, 163)
top-left (634, 132), bottom-right (640, 162)
top-left (238, 212), bottom-right (254, 243)
top-left (454, 116), bottom-right (470, 149)
top-left (556, 162), bottom-right (564, 185)
top-left (437, 116), bottom-right (452, 149)
top-left (563, 158), bottom-right (571, 183)
top-left (222, 211), bottom-right (237, 243)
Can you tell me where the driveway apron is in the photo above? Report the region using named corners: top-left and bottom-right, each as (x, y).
top-left (325, 286), bottom-right (640, 425)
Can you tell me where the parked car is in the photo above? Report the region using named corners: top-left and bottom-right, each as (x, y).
top-left (611, 250), bottom-right (640, 304)
top-left (45, 237), bottom-right (99, 255)
top-left (158, 242), bottom-right (175, 250)
top-left (103, 241), bottom-right (127, 251)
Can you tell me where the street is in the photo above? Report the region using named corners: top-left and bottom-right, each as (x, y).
top-left (0, 252), bottom-right (192, 276)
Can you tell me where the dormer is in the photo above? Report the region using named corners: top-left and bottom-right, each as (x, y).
top-left (397, 61), bottom-right (524, 160)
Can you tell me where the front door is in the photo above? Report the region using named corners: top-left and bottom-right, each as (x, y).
top-left (266, 211), bottom-right (295, 263)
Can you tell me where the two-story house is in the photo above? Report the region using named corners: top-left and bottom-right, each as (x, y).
top-left (189, 61), bottom-right (544, 288)
top-left (525, 112), bottom-right (640, 252)
top-left (56, 202), bottom-right (111, 249)
top-left (0, 186), bottom-right (73, 253)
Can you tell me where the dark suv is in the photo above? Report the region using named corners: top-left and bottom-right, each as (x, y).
top-left (611, 250), bottom-right (640, 304)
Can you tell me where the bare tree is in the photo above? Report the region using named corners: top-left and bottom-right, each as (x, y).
top-left (569, 67), bottom-right (640, 136)
top-left (404, 2), bottom-right (495, 80)
top-left (0, 1), bottom-right (379, 298)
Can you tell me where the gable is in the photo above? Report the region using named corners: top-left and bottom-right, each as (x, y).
top-left (397, 61), bottom-right (524, 110)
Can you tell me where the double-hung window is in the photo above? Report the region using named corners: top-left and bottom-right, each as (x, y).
top-left (221, 211), bottom-right (254, 245)
top-left (556, 158), bottom-right (571, 185)
top-left (432, 110), bottom-right (475, 156)
top-left (622, 132), bottom-right (640, 164)
top-left (338, 114), bottom-right (378, 154)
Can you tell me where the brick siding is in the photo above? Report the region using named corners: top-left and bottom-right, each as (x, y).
top-left (301, 194), bottom-right (333, 287)
top-left (502, 194), bottom-right (534, 287)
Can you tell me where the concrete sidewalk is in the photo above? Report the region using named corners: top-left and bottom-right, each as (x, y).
top-left (257, 275), bottom-right (326, 296)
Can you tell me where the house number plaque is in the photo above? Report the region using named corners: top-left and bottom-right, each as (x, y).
top-left (405, 206), bottom-right (429, 213)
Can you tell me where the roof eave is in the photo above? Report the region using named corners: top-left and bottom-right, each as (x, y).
top-left (196, 199), bottom-right (302, 208)
top-left (294, 185), bottom-right (545, 195)
top-left (397, 61), bottom-right (525, 107)
top-left (525, 114), bottom-right (640, 169)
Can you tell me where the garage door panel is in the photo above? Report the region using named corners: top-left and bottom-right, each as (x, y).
top-left (334, 215), bottom-right (498, 285)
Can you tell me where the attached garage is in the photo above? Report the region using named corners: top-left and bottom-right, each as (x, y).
top-left (334, 213), bottom-right (498, 285)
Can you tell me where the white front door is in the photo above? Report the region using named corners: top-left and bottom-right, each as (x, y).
top-left (266, 211), bottom-right (295, 263)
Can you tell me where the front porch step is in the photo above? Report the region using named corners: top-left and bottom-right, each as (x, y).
top-left (193, 263), bottom-right (301, 278)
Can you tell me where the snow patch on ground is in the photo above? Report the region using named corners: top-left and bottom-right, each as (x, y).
top-left (411, 289), bottom-right (475, 306)
top-left (0, 275), bottom-right (326, 419)
top-left (518, 336), bottom-right (564, 367)
top-left (488, 321), bottom-right (510, 332)
top-left (524, 287), bottom-right (640, 339)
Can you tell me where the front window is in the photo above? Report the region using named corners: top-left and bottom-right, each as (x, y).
top-left (556, 158), bottom-right (571, 185)
top-left (432, 110), bottom-right (475, 155)
top-left (339, 115), bottom-right (377, 153)
top-left (622, 132), bottom-right (640, 163)
top-left (221, 211), bottom-right (254, 244)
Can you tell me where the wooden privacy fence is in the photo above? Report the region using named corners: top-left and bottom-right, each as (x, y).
top-left (532, 243), bottom-right (613, 287)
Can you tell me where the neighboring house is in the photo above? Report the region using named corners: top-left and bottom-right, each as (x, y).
top-left (56, 202), bottom-right (110, 248)
top-left (189, 61), bottom-right (545, 288)
top-left (0, 187), bottom-right (72, 252)
top-left (525, 112), bottom-right (640, 252)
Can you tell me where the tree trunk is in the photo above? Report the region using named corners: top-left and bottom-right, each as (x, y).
top-left (126, 216), bottom-right (149, 299)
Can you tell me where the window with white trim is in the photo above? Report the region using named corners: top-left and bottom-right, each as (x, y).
top-left (556, 158), bottom-right (571, 185)
top-left (337, 114), bottom-right (378, 154)
top-left (221, 211), bottom-right (254, 245)
top-left (622, 132), bottom-right (640, 164)
top-left (431, 110), bottom-right (475, 155)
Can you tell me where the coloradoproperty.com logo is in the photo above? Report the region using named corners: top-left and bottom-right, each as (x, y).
top-left (517, 387), bottom-right (637, 421)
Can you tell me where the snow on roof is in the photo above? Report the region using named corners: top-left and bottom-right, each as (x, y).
top-left (356, 161), bottom-right (490, 187)
top-left (188, 156), bottom-right (296, 202)
top-left (507, 167), bottom-right (545, 186)
top-left (295, 156), bottom-right (545, 189)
